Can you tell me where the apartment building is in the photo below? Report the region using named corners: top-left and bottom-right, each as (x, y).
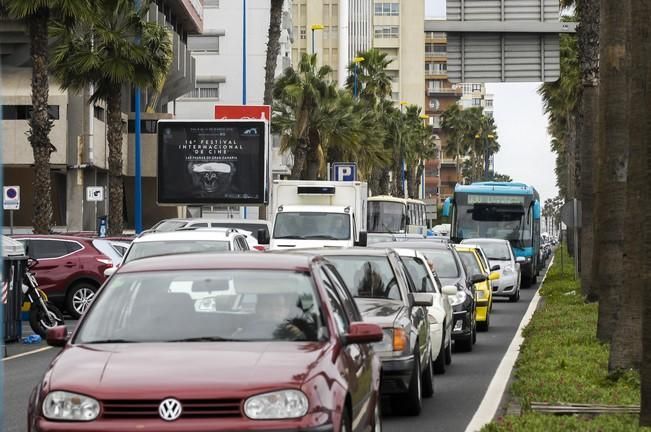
top-left (291, 0), bottom-right (424, 107)
top-left (1, 0), bottom-right (202, 231)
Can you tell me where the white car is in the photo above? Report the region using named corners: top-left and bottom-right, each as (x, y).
top-left (105, 229), bottom-right (250, 277)
top-left (387, 247), bottom-right (456, 374)
top-left (461, 238), bottom-right (521, 302)
top-left (150, 217), bottom-right (270, 250)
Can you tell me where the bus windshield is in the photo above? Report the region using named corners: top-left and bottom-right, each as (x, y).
top-left (455, 203), bottom-right (532, 247)
top-left (367, 201), bottom-right (406, 233)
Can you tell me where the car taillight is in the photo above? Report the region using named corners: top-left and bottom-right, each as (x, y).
top-left (253, 245), bottom-right (267, 251)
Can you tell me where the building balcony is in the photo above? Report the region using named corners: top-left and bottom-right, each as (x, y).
top-left (425, 53), bottom-right (447, 61)
top-left (425, 71), bottom-right (448, 79)
top-left (426, 87), bottom-right (462, 96)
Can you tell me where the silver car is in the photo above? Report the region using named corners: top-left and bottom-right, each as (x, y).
top-left (460, 238), bottom-right (522, 302)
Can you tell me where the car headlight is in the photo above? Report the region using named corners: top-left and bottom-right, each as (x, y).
top-left (373, 328), bottom-right (408, 353)
top-left (42, 391), bottom-right (100, 421)
top-left (244, 390), bottom-right (309, 419)
top-left (449, 291), bottom-right (467, 306)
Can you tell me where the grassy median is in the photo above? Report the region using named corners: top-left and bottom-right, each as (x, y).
top-left (481, 246), bottom-right (645, 431)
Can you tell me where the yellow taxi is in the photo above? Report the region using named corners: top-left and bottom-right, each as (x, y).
top-left (453, 244), bottom-right (500, 331)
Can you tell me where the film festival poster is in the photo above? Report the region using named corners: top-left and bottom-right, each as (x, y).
top-left (158, 121), bottom-right (265, 204)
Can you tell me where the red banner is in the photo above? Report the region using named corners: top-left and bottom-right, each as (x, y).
top-left (214, 105), bottom-right (271, 121)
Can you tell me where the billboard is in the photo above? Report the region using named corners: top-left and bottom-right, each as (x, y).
top-left (157, 120), bottom-right (268, 205)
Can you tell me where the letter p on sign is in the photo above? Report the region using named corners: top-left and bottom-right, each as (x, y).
top-left (333, 163), bottom-right (357, 182)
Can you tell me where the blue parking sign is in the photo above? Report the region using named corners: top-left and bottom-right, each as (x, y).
top-left (332, 163), bottom-right (357, 181)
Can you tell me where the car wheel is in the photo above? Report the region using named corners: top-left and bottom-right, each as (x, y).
top-left (509, 289), bottom-right (520, 303)
top-left (444, 335), bottom-right (453, 365)
top-left (455, 335), bottom-right (473, 352)
top-left (477, 313), bottom-right (490, 332)
top-left (422, 349), bottom-right (434, 398)
top-left (400, 350), bottom-right (422, 416)
top-left (66, 282), bottom-right (98, 318)
top-left (340, 408), bottom-right (352, 432)
top-left (433, 332), bottom-right (446, 374)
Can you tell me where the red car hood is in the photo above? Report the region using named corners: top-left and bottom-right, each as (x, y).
top-left (46, 342), bottom-right (327, 400)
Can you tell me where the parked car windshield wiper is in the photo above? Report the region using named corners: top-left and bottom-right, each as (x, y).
top-left (303, 235), bottom-right (341, 240)
top-left (83, 339), bottom-right (140, 344)
top-left (169, 336), bottom-right (245, 342)
top-left (274, 235), bottom-right (307, 239)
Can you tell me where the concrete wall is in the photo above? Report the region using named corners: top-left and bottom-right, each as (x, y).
top-left (400, 0), bottom-right (425, 107)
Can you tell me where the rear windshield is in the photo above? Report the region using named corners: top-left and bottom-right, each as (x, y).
top-left (421, 249), bottom-right (460, 279)
top-left (211, 223), bottom-right (269, 236)
top-left (326, 256), bottom-right (402, 301)
top-left (151, 221), bottom-right (187, 232)
top-left (124, 240), bottom-right (230, 263)
top-left (471, 242), bottom-right (511, 260)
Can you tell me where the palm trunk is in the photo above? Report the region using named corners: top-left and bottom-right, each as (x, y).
top-left (406, 165), bottom-right (419, 199)
top-left (593, 0), bottom-right (630, 343)
top-left (290, 138), bottom-right (308, 179)
top-left (106, 89), bottom-right (124, 235)
top-left (263, 0), bottom-right (284, 106)
top-left (305, 129), bottom-right (321, 180)
top-left (28, 8), bottom-right (54, 234)
top-left (577, 0), bottom-right (600, 302)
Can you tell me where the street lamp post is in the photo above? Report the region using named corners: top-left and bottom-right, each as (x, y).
top-left (134, 0), bottom-right (142, 234)
top-left (399, 101), bottom-right (408, 198)
top-left (353, 56), bottom-right (364, 97)
top-left (311, 24), bottom-right (324, 54)
top-left (419, 114), bottom-right (429, 200)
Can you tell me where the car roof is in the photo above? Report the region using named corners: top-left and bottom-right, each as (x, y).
top-left (133, 229), bottom-right (240, 243)
top-left (12, 234), bottom-right (92, 242)
top-left (274, 247), bottom-right (394, 258)
top-left (461, 238), bottom-right (509, 244)
top-left (279, 205), bottom-right (350, 212)
top-left (118, 252), bottom-right (314, 274)
top-left (160, 217), bottom-right (269, 224)
top-left (371, 241), bottom-right (450, 250)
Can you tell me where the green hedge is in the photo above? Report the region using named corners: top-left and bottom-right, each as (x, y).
top-left (481, 246), bottom-right (645, 432)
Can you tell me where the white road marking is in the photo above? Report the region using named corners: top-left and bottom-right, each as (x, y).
top-left (2, 346), bottom-right (52, 361)
top-left (464, 256), bottom-right (555, 432)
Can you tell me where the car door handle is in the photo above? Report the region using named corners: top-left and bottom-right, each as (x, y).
top-left (64, 262), bottom-right (75, 268)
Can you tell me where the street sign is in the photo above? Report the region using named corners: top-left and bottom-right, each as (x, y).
top-left (332, 163), bottom-right (357, 182)
top-left (86, 186), bottom-right (104, 202)
top-left (3, 186), bottom-right (20, 210)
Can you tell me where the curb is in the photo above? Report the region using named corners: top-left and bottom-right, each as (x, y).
top-left (464, 256), bottom-right (555, 432)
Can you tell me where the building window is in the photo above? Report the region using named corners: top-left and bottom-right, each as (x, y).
top-left (429, 98), bottom-right (441, 110)
top-left (204, 0), bottom-right (219, 8)
top-left (472, 83), bottom-right (482, 92)
top-left (127, 120), bottom-right (158, 134)
top-left (188, 35), bottom-right (220, 53)
top-left (391, 91), bottom-right (400, 101)
top-left (331, 25), bottom-right (338, 39)
top-left (425, 44), bottom-right (447, 55)
top-left (430, 115), bottom-right (441, 128)
top-left (374, 25), bottom-right (399, 39)
top-left (485, 99), bottom-right (493, 107)
top-left (93, 106), bottom-right (105, 122)
top-left (426, 31), bottom-right (447, 39)
top-left (425, 62), bottom-right (447, 75)
top-left (472, 98), bottom-right (482, 106)
top-left (185, 86), bottom-right (221, 99)
top-left (375, 2), bottom-right (399, 16)
top-left (1, 105), bottom-right (60, 120)
top-left (300, 26), bottom-right (306, 39)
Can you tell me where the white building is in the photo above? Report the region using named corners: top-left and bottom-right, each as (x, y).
top-left (172, 0), bottom-right (293, 119)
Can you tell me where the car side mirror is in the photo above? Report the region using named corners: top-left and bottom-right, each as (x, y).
top-left (470, 274), bottom-right (487, 284)
top-left (355, 231), bottom-right (368, 247)
top-left (516, 256), bottom-right (526, 263)
top-left (410, 292), bottom-right (434, 307)
top-left (46, 326), bottom-right (69, 347)
top-left (442, 285), bottom-right (458, 296)
top-left (104, 267), bottom-right (117, 277)
top-left (344, 322), bottom-right (383, 344)
top-left (257, 229), bottom-right (270, 245)
top-left (489, 271), bottom-right (500, 281)
top-left (490, 264), bottom-right (500, 271)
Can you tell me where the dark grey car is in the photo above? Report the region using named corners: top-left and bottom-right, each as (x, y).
top-left (282, 248), bottom-right (434, 416)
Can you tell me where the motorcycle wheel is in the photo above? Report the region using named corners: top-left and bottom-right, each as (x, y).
top-left (29, 302), bottom-right (65, 339)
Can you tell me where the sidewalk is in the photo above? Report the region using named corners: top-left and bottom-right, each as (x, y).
top-left (481, 246), bottom-right (642, 431)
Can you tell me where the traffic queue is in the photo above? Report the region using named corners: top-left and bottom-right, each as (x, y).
top-left (7, 180), bottom-right (553, 432)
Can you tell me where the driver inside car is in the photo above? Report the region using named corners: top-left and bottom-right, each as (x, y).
top-left (233, 294), bottom-right (307, 341)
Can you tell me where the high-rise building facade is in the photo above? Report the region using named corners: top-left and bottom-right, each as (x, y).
top-left (291, 0), bottom-right (424, 107)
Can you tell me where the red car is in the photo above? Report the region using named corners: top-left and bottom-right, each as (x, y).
top-left (30, 253), bottom-right (383, 432)
top-left (14, 235), bottom-right (114, 318)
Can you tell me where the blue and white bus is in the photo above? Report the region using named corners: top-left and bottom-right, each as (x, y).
top-left (442, 182), bottom-right (542, 286)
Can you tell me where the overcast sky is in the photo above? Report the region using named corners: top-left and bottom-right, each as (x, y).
top-left (424, 0), bottom-right (558, 203)
top-left (487, 83), bottom-right (558, 203)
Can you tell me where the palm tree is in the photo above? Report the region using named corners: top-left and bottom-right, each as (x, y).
top-left (1, 0), bottom-right (88, 233)
top-left (263, 0), bottom-right (284, 106)
top-left (345, 48), bottom-right (393, 103)
top-left (50, 0), bottom-right (172, 235)
top-left (272, 53), bottom-right (335, 179)
top-left (576, 0), bottom-right (600, 303)
top-left (592, 0), bottom-right (630, 344)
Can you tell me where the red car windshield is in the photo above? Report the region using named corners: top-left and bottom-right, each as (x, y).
top-left (75, 270), bottom-right (325, 343)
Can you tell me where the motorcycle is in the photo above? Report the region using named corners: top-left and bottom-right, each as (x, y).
top-left (22, 258), bottom-right (65, 338)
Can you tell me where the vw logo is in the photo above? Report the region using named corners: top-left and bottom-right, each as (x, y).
top-left (158, 398), bottom-right (182, 421)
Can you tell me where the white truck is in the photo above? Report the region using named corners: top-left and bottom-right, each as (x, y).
top-left (262, 180), bottom-right (368, 250)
